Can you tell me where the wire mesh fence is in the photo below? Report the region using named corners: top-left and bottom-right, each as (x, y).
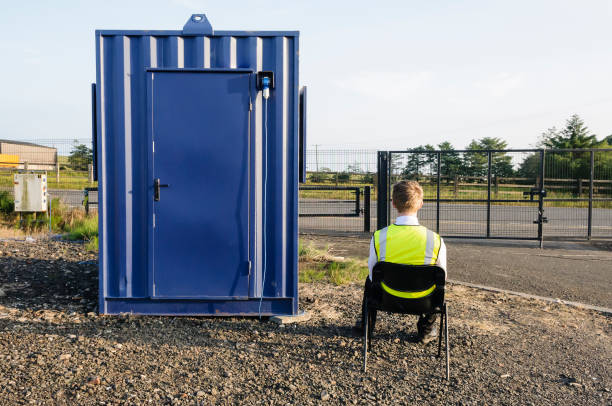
top-left (0, 139), bottom-right (608, 241)
top-left (299, 148), bottom-right (377, 233)
top-left (378, 149), bottom-right (612, 242)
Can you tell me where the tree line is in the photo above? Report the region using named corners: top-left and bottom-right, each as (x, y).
top-left (400, 114), bottom-right (612, 180)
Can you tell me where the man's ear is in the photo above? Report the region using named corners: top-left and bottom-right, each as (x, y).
top-left (391, 199), bottom-right (396, 209)
top-left (418, 199), bottom-right (424, 210)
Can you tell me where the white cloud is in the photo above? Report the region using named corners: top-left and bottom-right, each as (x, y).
top-left (333, 71), bottom-right (433, 102)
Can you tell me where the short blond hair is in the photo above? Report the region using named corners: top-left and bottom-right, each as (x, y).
top-left (392, 180), bottom-right (423, 212)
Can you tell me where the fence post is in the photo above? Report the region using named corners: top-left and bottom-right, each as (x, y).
top-left (364, 186), bottom-right (371, 233)
top-left (486, 151), bottom-right (492, 238)
top-left (377, 152), bottom-right (389, 229)
top-left (88, 164), bottom-right (94, 183)
top-left (588, 151), bottom-right (594, 240)
top-left (56, 162), bottom-right (60, 183)
top-left (454, 175), bottom-right (458, 198)
top-left (24, 161), bottom-right (28, 171)
top-left (436, 152), bottom-right (441, 233)
top-left (355, 187), bottom-right (361, 217)
top-left (577, 178), bottom-right (582, 198)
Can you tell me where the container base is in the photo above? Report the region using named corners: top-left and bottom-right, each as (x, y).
top-left (101, 297), bottom-right (296, 316)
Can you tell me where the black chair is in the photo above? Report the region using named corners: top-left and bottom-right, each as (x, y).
top-left (362, 262), bottom-right (449, 380)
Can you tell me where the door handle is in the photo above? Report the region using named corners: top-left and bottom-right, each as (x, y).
top-left (154, 178), bottom-right (169, 201)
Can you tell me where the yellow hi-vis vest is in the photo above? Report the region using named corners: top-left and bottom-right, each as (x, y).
top-left (374, 225), bottom-right (442, 298)
top-left (374, 225), bottom-right (441, 266)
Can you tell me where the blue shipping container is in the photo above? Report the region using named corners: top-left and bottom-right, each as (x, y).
top-left (94, 14), bottom-right (302, 315)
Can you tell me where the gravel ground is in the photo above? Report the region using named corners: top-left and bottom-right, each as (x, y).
top-left (300, 234), bottom-right (612, 308)
top-left (0, 239), bottom-right (611, 405)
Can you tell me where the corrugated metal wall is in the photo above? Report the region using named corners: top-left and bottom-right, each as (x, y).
top-left (96, 28), bottom-right (299, 314)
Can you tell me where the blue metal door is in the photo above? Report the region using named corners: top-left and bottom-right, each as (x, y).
top-left (150, 70), bottom-right (251, 298)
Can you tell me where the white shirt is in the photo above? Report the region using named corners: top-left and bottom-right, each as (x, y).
top-left (368, 215), bottom-right (447, 280)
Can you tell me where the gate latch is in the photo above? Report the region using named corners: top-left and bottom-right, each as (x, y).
top-left (523, 188), bottom-right (547, 201)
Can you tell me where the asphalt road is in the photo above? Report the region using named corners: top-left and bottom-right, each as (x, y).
top-left (300, 200), bottom-right (612, 238)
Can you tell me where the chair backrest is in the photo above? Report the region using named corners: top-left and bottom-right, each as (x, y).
top-left (369, 262), bottom-right (446, 314)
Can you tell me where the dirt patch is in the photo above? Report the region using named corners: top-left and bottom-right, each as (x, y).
top-left (0, 239), bottom-right (610, 404)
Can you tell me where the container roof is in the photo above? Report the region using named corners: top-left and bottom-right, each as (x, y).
top-left (96, 13), bottom-right (298, 37)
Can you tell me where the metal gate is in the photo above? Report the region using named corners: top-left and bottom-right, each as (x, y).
top-left (377, 149), bottom-right (612, 244)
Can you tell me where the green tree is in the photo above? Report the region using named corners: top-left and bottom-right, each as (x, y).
top-left (68, 142), bottom-right (93, 171)
top-left (517, 153), bottom-right (540, 180)
top-left (337, 171), bottom-right (351, 183)
top-left (540, 114), bottom-right (597, 149)
top-left (438, 141), bottom-right (462, 178)
top-left (464, 137), bottom-right (513, 178)
top-left (463, 140), bottom-right (488, 177)
top-left (402, 144), bottom-right (435, 179)
top-left (538, 115), bottom-right (598, 179)
top-left (480, 137), bottom-right (514, 177)
top-left (597, 134), bottom-right (612, 148)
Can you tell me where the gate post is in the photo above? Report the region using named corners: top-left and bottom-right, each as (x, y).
top-left (436, 152), bottom-right (441, 233)
top-left (538, 149), bottom-right (546, 248)
top-left (364, 186), bottom-right (371, 233)
top-left (588, 150), bottom-right (594, 240)
top-left (487, 151), bottom-right (492, 238)
top-left (377, 152), bottom-right (389, 230)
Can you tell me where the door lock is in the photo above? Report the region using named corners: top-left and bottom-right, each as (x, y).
top-left (154, 178), bottom-right (169, 201)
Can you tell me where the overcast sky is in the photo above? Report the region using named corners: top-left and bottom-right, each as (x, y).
top-left (1, 0), bottom-right (611, 150)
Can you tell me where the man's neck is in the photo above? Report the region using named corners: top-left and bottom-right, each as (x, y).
top-left (397, 212), bottom-right (418, 217)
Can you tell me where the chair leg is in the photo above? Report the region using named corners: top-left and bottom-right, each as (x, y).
top-left (363, 303), bottom-right (369, 372)
top-left (368, 310), bottom-right (375, 351)
top-left (445, 304), bottom-right (450, 381)
top-left (437, 309), bottom-right (444, 358)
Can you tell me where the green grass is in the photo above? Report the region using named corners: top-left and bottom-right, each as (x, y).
top-left (298, 240), bottom-right (368, 285)
top-left (84, 235), bottom-right (98, 251)
top-left (64, 216), bottom-right (98, 241)
top-left (0, 192), bottom-right (99, 250)
top-left (300, 182), bottom-right (611, 208)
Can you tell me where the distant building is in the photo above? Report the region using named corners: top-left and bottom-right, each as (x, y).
top-left (0, 140), bottom-right (57, 171)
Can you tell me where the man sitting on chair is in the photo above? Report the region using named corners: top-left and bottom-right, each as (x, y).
top-left (356, 180), bottom-right (447, 344)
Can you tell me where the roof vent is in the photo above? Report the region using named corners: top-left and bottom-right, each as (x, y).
top-left (183, 14), bottom-right (213, 36)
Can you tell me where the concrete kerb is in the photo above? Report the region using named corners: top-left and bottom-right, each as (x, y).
top-left (448, 279), bottom-right (612, 316)
top-left (270, 310), bottom-right (311, 325)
